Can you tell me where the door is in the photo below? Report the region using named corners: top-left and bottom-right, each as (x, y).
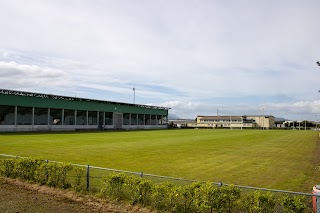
top-left (114, 113), bottom-right (123, 129)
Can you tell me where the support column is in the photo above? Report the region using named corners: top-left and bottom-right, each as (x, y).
top-left (112, 112), bottom-right (115, 126)
top-left (86, 111), bottom-right (88, 126)
top-left (136, 114), bottom-right (138, 125)
top-left (97, 111), bottom-right (99, 127)
top-left (61, 109), bottom-right (64, 125)
top-left (32, 107), bottom-right (35, 131)
top-left (14, 106), bottom-right (17, 126)
top-left (47, 108), bottom-right (50, 126)
top-left (129, 113), bottom-right (131, 126)
top-left (74, 110), bottom-right (77, 125)
top-left (103, 112), bottom-right (106, 128)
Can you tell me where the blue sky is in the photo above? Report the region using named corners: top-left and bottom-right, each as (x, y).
top-left (1, 0), bottom-right (320, 120)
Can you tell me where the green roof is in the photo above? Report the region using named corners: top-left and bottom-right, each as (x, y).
top-left (0, 89), bottom-right (169, 115)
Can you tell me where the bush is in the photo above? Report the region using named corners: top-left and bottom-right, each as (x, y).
top-left (221, 185), bottom-right (241, 212)
top-left (125, 175), bottom-right (154, 205)
top-left (46, 162), bottom-right (73, 189)
top-left (73, 166), bottom-right (86, 192)
top-left (34, 163), bottom-right (49, 185)
top-left (177, 182), bottom-right (202, 212)
top-left (243, 191), bottom-right (275, 213)
top-left (13, 158), bottom-right (44, 181)
top-left (151, 182), bottom-right (176, 211)
top-left (282, 196), bottom-right (306, 213)
top-left (193, 182), bottom-right (241, 213)
top-left (0, 158), bottom-right (72, 189)
top-left (100, 174), bottom-right (301, 213)
top-left (125, 175), bottom-right (143, 204)
top-left (100, 172), bottom-right (127, 200)
top-left (0, 158), bottom-right (15, 177)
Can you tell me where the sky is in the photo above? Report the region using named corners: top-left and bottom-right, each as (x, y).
top-left (1, 0), bottom-right (320, 121)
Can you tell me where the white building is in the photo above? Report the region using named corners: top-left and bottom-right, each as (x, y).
top-left (191, 115), bottom-right (275, 129)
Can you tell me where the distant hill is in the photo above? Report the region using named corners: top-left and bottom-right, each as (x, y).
top-left (169, 115), bottom-right (289, 122)
top-left (274, 117), bottom-right (288, 122)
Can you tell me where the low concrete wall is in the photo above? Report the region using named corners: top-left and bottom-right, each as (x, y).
top-left (0, 124), bottom-right (167, 132)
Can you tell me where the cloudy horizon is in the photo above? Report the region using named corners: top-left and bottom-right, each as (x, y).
top-left (1, 0), bottom-right (320, 121)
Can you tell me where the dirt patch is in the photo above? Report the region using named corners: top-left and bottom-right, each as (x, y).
top-left (0, 177), bottom-right (156, 213)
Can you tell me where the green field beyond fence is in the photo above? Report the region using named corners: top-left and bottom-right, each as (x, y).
top-left (0, 129), bottom-right (319, 192)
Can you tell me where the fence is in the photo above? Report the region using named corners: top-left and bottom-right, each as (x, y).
top-left (0, 153), bottom-right (319, 212)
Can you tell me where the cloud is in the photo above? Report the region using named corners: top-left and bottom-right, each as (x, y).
top-left (1, 1), bottom-right (320, 120)
top-left (265, 100), bottom-right (320, 116)
top-left (0, 61), bottom-right (70, 89)
top-left (163, 100), bottom-right (320, 121)
top-left (1, 51), bottom-right (9, 58)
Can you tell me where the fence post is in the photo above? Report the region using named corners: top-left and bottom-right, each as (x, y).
top-left (86, 165), bottom-right (90, 191)
top-left (317, 193), bottom-right (320, 213)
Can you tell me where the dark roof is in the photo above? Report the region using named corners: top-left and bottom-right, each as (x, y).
top-left (246, 115), bottom-right (274, 118)
top-left (199, 116), bottom-right (243, 120)
top-left (198, 115), bottom-right (274, 118)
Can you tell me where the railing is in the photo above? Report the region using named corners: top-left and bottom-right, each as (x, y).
top-left (0, 153), bottom-right (319, 212)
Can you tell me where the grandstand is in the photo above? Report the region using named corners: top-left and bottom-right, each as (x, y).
top-left (0, 89), bottom-right (169, 132)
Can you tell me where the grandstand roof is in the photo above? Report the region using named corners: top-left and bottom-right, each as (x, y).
top-left (0, 89), bottom-right (170, 111)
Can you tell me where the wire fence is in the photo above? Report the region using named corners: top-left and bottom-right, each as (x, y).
top-left (0, 153), bottom-right (319, 212)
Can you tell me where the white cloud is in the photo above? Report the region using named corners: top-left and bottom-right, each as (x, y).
top-left (266, 100), bottom-right (320, 116)
top-left (1, 51), bottom-right (9, 58)
top-left (0, 61), bottom-right (70, 89)
top-left (0, 1), bottom-right (320, 120)
top-left (163, 100), bottom-right (320, 121)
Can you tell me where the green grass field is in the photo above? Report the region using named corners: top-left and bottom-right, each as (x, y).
top-left (0, 129), bottom-right (319, 192)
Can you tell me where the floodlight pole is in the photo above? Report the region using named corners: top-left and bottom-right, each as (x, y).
top-left (133, 87), bottom-right (135, 104)
top-left (217, 107), bottom-right (224, 116)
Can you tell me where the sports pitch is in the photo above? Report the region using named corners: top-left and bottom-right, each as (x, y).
top-left (0, 129), bottom-right (319, 192)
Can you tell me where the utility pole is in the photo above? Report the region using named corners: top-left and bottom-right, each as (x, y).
top-left (241, 111), bottom-right (243, 130)
top-left (305, 120), bottom-right (306, 131)
top-left (133, 87), bottom-right (135, 104)
top-left (317, 61), bottom-right (320, 130)
top-left (263, 107), bottom-right (265, 130)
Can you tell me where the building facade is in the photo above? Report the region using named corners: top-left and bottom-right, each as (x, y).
top-left (191, 115), bottom-right (275, 129)
top-left (0, 89), bottom-right (169, 132)
top-left (246, 115), bottom-right (275, 129)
